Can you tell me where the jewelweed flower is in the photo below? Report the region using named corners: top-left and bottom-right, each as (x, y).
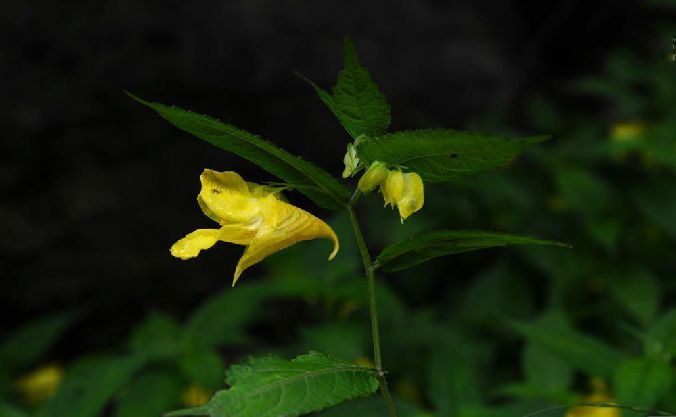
top-left (181, 384), bottom-right (213, 407)
top-left (15, 364), bottom-right (64, 405)
top-left (610, 121), bottom-right (645, 142)
top-left (565, 378), bottom-right (619, 417)
top-left (171, 169), bottom-right (339, 285)
top-left (357, 161), bottom-right (389, 193)
top-left (380, 170), bottom-right (424, 222)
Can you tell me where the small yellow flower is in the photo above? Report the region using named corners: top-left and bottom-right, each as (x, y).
top-left (15, 364), bottom-right (64, 405)
top-left (610, 121), bottom-right (645, 142)
top-left (181, 384), bottom-right (212, 407)
top-left (566, 378), bottom-right (620, 417)
top-left (171, 169), bottom-right (339, 285)
top-left (357, 161), bottom-right (389, 193)
top-left (380, 170), bottom-right (424, 222)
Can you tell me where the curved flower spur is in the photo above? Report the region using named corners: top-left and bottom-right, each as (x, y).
top-left (170, 169), bottom-right (339, 285)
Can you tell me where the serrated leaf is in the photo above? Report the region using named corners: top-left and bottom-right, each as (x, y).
top-left (507, 313), bottom-right (628, 377)
top-left (167, 352), bottom-right (379, 417)
top-left (0, 311), bottom-right (77, 371)
top-left (356, 129), bottom-right (548, 182)
top-left (36, 355), bottom-right (145, 417)
top-left (303, 37), bottom-right (390, 139)
top-left (128, 93), bottom-right (350, 210)
top-left (113, 371), bottom-right (182, 417)
top-left (375, 230), bottom-right (568, 272)
top-left (613, 357), bottom-right (672, 407)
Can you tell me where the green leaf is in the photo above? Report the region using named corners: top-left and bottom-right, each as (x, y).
top-left (507, 312), bottom-right (628, 377)
top-left (608, 268), bottom-right (659, 324)
top-left (0, 403), bottom-right (29, 417)
top-left (128, 93), bottom-right (350, 210)
top-left (427, 345), bottom-right (481, 417)
top-left (356, 129), bottom-right (548, 182)
top-left (302, 37), bottom-right (390, 139)
top-left (613, 357), bottom-right (673, 407)
top-left (113, 371), bottom-right (182, 417)
top-left (312, 397), bottom-right (426, 417)
top-left (129, 311), bottom-right (182, 359)
top-left (183, 284), bottom-right (270, 349)
top-left (523, 342), bottom-right (573, 394)
top-left (179, 350), bottom-right (226, 390)
top-left (36, 355), bottom-right (145, 417)
top-left (167, 352), bottom-right (379, 417)
top-left (0, 311), bottom-right (77, 371)
top-left (644, 308), bottom-right (676, 361)
top-left (375, 230), bottom-right (568, 272)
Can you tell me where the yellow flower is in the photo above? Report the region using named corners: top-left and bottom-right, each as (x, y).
top-left (181, 384), bottom-right (212, 407)
top-left (171, 169), bottom-right (339, 285)
top-left (15, 364), bottom-right (64, 405)
top-left (610, 121), bottom-right (645, 142)
top-left (566, 378), bottom-right (620, 417)
top-left (380, 170), bottom-right (424, 222)
top-left (357, 161), bottom-right (389, 193)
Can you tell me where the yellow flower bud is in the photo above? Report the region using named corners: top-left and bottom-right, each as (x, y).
top-left (342, 143), bottom-right (360, 178)
top-left (380, 170), bottom-right (424, 222)
top-left (565, 378), bottom-right (620, 417)
top-left (15, 364), bottom-right (64, 405)
top-left (610, 121), bottom-right (645, 142)
top-left (357, 161), bottom-right (389, 193)
top-left (181, 384), bottom-right (213, 407)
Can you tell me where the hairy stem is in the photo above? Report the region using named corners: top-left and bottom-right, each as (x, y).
top-left (347, 191), bottom-right (399, 417)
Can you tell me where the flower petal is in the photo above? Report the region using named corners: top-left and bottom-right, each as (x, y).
top-left (198, 170), bottom-right (258, 224)
top-left (232, 196), bottom-right (339, 285)
top-left (170, 229), bottom-right (221, 259)
top-left (396, 172), bottom-right (424, 221)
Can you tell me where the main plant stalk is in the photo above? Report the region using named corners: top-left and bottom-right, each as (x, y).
top-left (347, 191), bottom-right (399, 417)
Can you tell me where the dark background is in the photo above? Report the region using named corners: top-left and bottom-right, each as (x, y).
top-left (0, 0), bottom-right (655, 355)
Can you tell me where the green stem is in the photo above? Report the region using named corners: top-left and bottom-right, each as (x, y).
top-left (347, 191), bottom-right (399, 417)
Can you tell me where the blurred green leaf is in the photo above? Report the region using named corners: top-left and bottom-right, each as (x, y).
top-left (36, 355), bottom-right (144, 417)
top-left (129, 311), bottom-right (182, 359)
top-left (508, 312), bottom-right (628, 377)
top-left (300, 324), bottom-right (367, 360)
top-left (311, 397), bottom-right (427, 417)
top-left (375, 230), bottom-right (568, 272)
top-left (608, 268), bottom-right (659, 324)
top-left (356, 130), bottom-right (548, 182)
top-left (523, 341), bottom-right (573, 394)
top-left (645, 309), bottom-right (676, 361)
top-left (613, 357), bottom-right (673, 407)
top-left (302, 37), bottom-right (390, 139)
top-left (0, 403), bottom-right (29, 417)
top-left (183, 284), bottom-right (270, 349)
top-left (113, 370), bottom-right (182, 417)
top-left (427, 344), bottom-right (481, 417)
top-left (0, 311), bottom-right (77, 371)
top-left (167, 352), bottom-right (379, 417)
top-left (636, 180), bottom-right (676, 239)
top-left (128, 93), bottom-right (350, 210)
top-left (179, 350), bottom-right (225, 390)
top-left (556, 168), bottom-right (612, 217)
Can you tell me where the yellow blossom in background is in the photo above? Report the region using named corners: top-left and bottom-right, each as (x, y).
top-left (357, 161), bottom-right (389, 193)
top-left (15, 364), bottom-right (64, 405)
top-left (380, 170), bottom-right (424, 222)
top-left (354, 357), bottom-right (375, 368)
top-left (566, 378), bottom-right (620, 417)
top-left (181, 384), bottom-right (213, 407)
top-left (610, 121), bottom-right (646, 142)
top-left (171, 169), bottom-right (339, 285)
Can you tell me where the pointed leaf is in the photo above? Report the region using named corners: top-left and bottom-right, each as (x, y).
top-left (375, 230), bottom-right (568, 272)
top-left (613, 357), bottom-right (672, 407)
top-left (167, 352), bottom-right (379, 417)
top-left (357, 129), bottom-right (548, 182)
top-left (507, 315), bottom-right (628, 377)
top-left (304, 37), bottom-right (390, 138)
top-left (128, 93), bottom-right (350, 210)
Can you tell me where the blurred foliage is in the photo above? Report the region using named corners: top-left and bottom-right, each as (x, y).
top-left (1, 4), bottom-right (675, 417)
